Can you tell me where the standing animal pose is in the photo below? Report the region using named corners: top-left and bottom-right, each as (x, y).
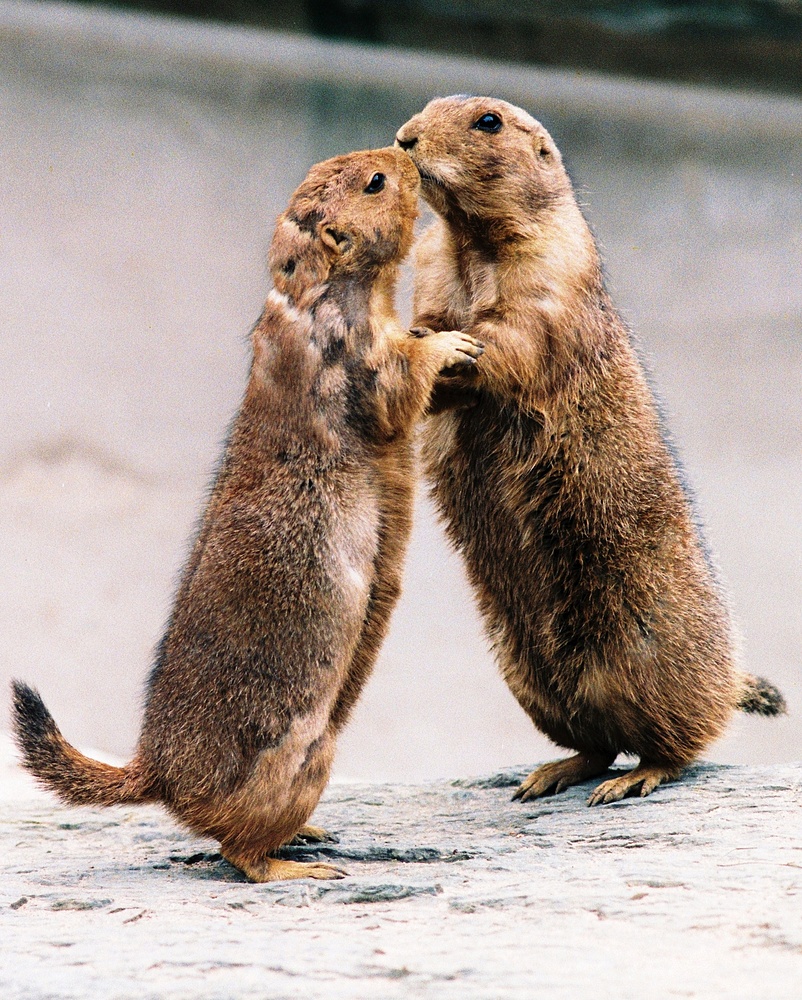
top-left (396, 96), bottom-right (785, 805)
top-left (11, 146), bottom-right (483, 880)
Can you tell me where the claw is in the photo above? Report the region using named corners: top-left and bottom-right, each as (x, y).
top-left (290, 824), bottom-right (337, 845)
top-left (586, 763), bottom-right (679, 806)
top-left (223, 855), bottom-right (349, 883)
top-left (513, 753), bottom-right (615, 802)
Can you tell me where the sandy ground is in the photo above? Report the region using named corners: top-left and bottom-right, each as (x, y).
top-left (0, 2), bottom-right (800, 783)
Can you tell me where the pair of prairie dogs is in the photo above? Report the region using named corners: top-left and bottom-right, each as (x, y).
top-left (13, 96), bottom-right (784, 883)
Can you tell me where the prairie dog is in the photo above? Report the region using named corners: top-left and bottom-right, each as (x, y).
top-left (396, 96), bottom-right (785, 805)
top-left (11, 146), bottom-right (483, 880)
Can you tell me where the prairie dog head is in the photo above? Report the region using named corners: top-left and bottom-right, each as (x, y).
top-left (395, 96), bottom-right (573, 240)
top-left (269, 147), bottom-right (420, 303)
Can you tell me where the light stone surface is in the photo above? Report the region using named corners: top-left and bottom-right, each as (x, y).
top-left (2, 752), bottom-right (801, 999)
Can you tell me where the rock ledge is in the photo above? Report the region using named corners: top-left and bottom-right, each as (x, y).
top-left (2, 763), bottom-right (801, 999)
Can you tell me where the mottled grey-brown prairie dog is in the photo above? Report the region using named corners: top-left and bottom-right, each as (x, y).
top-left (11, 146), bottom-right (483, 882)
top-left (396, 96), bottom-right (785, 805)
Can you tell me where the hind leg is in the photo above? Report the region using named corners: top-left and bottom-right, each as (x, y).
top-left (587, 760), bottom-right (681, 806)
top-left (201, 723), bottom-right (346, 882)
top-left (328, 464), bottom-right (413, 734)
top-left (513, 751), bottom-right (616, 802)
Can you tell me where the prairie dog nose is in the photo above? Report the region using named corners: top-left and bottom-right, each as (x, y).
top-left (395, 133), bottom-right (417, 151)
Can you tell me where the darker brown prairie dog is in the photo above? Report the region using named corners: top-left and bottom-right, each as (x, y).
top-left (11, 146), bottom-right (483, 881)
top-left (396, 96), bottom-right (785, 805)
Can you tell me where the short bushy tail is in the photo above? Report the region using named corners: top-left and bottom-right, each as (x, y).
top-left (11, 681), bottom-right (148, 806)
top-left (737, 674), bottom-right (787, 716)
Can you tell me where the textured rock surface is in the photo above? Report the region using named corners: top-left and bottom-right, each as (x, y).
top-left (2, 762), bottom-right (801, 998)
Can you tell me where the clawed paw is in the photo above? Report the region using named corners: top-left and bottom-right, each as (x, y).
top-left (304, 863), bottom-right (348, 881)
top-left (513, 753), bottom-right (614, 802)
top-left (587, 779), bottom-right (629, 806)
top-left (586, 766), bottom-right (676, 806)
top-left (513, 767), bottom-right (561, 802)
top-left (290, 824), bottom-right (337, 845)
top-left (228, 855), bottom-right (349, 883)
top-left (431, 329), bottom-right (485, 370)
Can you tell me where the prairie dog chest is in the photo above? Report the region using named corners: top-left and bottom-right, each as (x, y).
top-left (455, 253), bottom-right (498, 322)
top-left (326, 474), bottom-right (381, 607)
top-left (416, 223), bottom-right (498, 329)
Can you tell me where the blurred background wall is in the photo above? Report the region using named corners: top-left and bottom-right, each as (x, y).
top-left (58, 0), bottom-right (802, 94)
top-left (1, 0), bottom-right (800, 781)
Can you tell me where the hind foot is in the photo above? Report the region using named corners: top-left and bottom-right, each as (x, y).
top-left (513, 752), bottom-right (615, 802)
top-left (587, 763), bottom-right (680, 806)
top-left (289, 824), bottom-right (336, 845)
top-left (223, 852), bottom-right (347, 883)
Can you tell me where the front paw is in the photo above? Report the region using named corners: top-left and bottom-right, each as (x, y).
top-left (432, 330), bottom-right (485, 370)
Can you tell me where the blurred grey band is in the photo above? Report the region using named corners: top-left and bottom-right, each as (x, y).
top-left (2, 0), bottom-right (801, 153)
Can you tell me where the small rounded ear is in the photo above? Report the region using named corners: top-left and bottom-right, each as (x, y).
top-left (269, 216), bottom-right (331, 295)
top-left (320, 223), bottom-right (352, 254)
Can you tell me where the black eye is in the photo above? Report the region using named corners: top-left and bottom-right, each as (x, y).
top-left (364, 172), bottom-right (385, 194)
top-left (473, 112), bottom-right (502, 133)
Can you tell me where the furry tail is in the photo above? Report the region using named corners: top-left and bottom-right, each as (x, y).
top-left (11, 681), bottom-right (149, 806)
top-left (737, 674), bottom-right (787, 716)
